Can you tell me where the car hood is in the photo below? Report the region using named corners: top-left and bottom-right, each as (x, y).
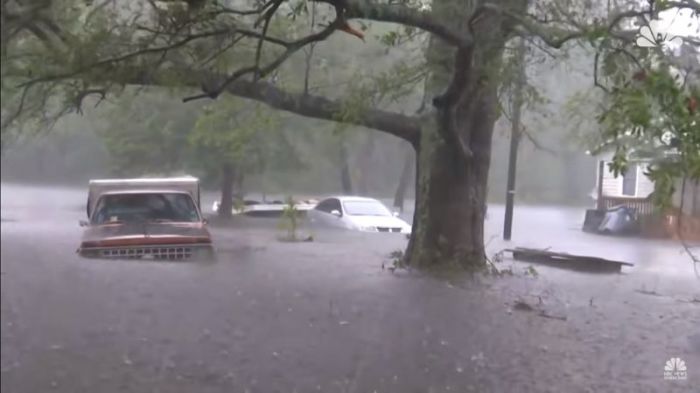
top-left (345, 215), bottom-right (411, 229)
top-left (81, 222), bottom-right (211, 247)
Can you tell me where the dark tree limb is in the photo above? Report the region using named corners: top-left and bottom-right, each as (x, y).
top-left (593, 51), bottom-right (610, 93)
top-left (429, 6), bottom-right (487, 162)
top-left (321, 0), bottom-right (473, 48)
top-left (73, 88), bottom-right (108, 115)
top-left (0, 84), bottom-right (30, 130)
top-left (213, 77), bottom-right (422, 145)
top-left (101, 66), bottom-right (422, 143)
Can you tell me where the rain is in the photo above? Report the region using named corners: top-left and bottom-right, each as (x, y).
top-left (2, 1), bottom-right (699, 392)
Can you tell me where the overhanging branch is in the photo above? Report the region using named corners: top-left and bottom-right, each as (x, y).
top-left (217, 77), bottom-right (422, 145)
top-left (16, 64), bottom-right (421, 145)
top-left (336, 0), bottom-right (473, 47)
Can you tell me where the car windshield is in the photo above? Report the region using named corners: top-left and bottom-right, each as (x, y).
top-left (342, 200), bottom-right (392, 216)
top-left (91, 192), bottom-right (199, 224)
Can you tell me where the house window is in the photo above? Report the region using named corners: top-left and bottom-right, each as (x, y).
top-left (622, 163), bottom-right (638, 196)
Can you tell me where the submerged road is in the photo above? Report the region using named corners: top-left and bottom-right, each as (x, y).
top-left (1, 183), bottom-right (698, 393)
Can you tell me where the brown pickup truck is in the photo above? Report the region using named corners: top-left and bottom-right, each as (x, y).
top-left (77, 178), bottom-right (214, 261)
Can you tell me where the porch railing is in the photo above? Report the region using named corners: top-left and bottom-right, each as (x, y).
top-left (598, 195), bottom-right (657, 216)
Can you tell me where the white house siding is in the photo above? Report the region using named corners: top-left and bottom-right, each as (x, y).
top-left (597, 159), bottom-right (654, 198)
top-left (635, 164), bottom-right (655, 198)
top-left (601, 165), bottom-right (623, 196)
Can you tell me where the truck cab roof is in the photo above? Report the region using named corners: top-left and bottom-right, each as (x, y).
top-left (86, 177), bottom-right (201, 218)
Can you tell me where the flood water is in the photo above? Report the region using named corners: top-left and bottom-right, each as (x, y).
top-left (2, 182), bottom-right (698, 393)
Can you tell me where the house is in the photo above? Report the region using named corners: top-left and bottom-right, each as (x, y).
top-left (595, 156), bottom-right (654, 198)
top-left (592, 152), bottom-right (657, 217)
top-left (589, 151), bottom-right (700, 240)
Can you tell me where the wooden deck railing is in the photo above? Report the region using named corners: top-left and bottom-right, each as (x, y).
top-left (598, 195), bottom-right (657, 216)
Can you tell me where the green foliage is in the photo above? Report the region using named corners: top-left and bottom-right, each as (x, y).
top-left (189, 98), bottom-right (275, 172)
top-left (278, 196), bottom-right (300, 241)
top-left (94, 91), bottom-right (305, 190)
top-left (597, 57), bottom-right (700, 210)
top-left (95, 91), bottom-right (200, 175)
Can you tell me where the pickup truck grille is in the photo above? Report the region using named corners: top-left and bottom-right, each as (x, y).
top-left (377, 227), bottom-right (402, 233)
top-left (96, 245), bottom-right (206, 260)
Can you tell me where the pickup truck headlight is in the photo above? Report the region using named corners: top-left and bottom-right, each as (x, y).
top-left (358, 225), bottom-right (377, 232)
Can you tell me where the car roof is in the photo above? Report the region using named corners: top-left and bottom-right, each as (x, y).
top-left (325, 196), bottom-right (382, 203)
top-left (99, 189), bottom-right (192, 196)
top-left (89, 177), bottom-right (197, 184)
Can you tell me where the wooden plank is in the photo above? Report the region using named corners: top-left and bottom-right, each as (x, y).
top-left (503, 247), bottom-right (633, 273)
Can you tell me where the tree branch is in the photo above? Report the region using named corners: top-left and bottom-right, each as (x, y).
top-left (73, 88), bottom-right (108, 115)
top-left (183, 16), bottom-right (342, 101)
top-left (121, 69), bottom-right (421, 144)
top-left (233, 81), bottom-right (420, 145)
top-left (593, 50), bottom-right (610, 93)
top-left (324, 0), bottom-right (473, 48)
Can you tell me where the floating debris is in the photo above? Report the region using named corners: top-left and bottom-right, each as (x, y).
top-left (503, 247), bottom-right (633, 273)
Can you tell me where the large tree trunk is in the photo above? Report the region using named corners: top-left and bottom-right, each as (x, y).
top-left (233, 171), bottom-right (245, 201)
top-left (393, 148), bottom-right (414, 213)
top-left (405, 2), bottom-right (514, 269)
top-left (406, 104), bottom-right (496, 268)
top-left (218, 163), bottom-right (235, 219)
top-left (339, 140), bottom-right (353, 194)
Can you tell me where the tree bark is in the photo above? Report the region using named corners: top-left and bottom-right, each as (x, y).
top-left (405, 2), bottom-right (515, 269)
top-left (393, 148), bottom-right (414, 213)
top-left (233, 171), bottom-right (245, 200)
top-left (218, 163), bottom-right (235, 219)
top-left (339, 139), bottom-right (353, 194)
top-left (406, 103), bottom-right (496, 269)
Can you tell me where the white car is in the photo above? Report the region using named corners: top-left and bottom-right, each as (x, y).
top-left (212, 198), bottom-right (318, 217)
top-left (307, 196), bottom-right (411, 234)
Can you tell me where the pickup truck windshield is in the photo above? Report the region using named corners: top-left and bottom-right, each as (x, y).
top-left (91, 192), bottom-right (200, 224)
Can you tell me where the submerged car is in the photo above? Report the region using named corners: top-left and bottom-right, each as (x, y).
top-left (78, 177), bottom-right (214, 260)
top-left (307, 196), bottom-right (411, 233)
top-left (212, 198), bottom-right (318, 217)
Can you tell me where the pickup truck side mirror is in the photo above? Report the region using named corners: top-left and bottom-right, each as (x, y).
top-left (202, 218), bottom-right (209, 224)
top-left (79, 220), bottom-right (89, 227)
top-left (330, 210), bottom-right (342, 217)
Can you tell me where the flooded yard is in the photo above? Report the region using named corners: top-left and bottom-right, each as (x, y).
top-left (2, 183), bottom-right (698, 393)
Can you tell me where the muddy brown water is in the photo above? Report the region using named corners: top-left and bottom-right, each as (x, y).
top-left (2, 183), bottom-right (699, 393)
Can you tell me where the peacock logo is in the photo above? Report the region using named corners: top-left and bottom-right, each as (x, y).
top-left (663, 357), bottom-right (688, 380)
top-left (635, 19), bottom-right (683, 48)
